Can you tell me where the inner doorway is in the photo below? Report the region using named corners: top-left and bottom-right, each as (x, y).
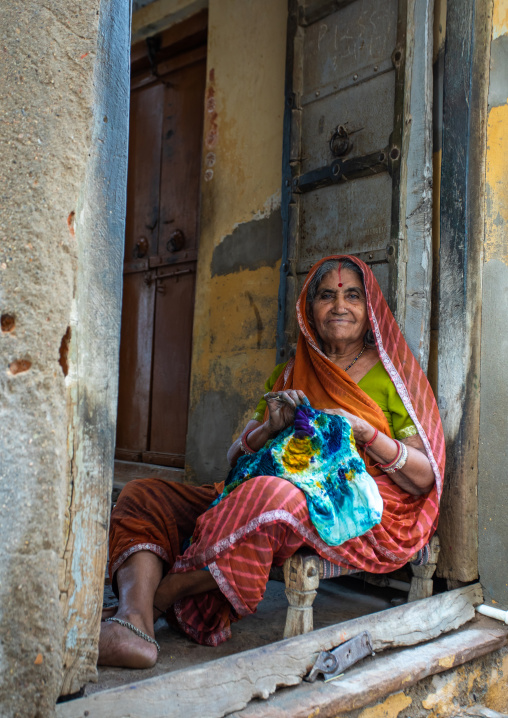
top-left (115, 13), bottom-right (207, 469)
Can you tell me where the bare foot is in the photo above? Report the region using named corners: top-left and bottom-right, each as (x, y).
top-left (101, 605), bottom-right (118, 621)
top-left (98, 612), bottom-right (158, 668)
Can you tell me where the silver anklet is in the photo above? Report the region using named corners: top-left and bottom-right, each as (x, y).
top-left (105, 617), bottom-right (160, 653)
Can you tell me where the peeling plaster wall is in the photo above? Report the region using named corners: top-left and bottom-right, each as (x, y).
top-left (185, 0), bottom-right (288, 484)
top-left (478, 0), bottom-right (508, 609)
top-left (0, 0), bottom-right (130, 713)
top-left (344, 645), bottom-right (508, 717)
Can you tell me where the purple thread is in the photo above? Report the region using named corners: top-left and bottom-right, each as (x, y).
top-left (294, 406), bottom-right (315, 438)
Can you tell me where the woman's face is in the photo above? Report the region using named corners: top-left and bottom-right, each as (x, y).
top-left (311, 267), bottom-right (369, 349)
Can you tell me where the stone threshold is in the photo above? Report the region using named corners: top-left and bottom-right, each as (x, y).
top-left (234, 621), bottom-right (508, 717)
top-left (55, 585), bottom-right (505, 718)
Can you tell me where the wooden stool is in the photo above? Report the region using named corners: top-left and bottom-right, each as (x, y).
top-left (281, 535), bottom-right (441, 638)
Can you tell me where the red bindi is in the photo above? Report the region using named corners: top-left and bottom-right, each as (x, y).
top-left (337, 264), bottom-right (343, 288)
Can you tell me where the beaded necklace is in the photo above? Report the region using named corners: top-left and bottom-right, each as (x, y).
top-left (343, 344), bottom-right (367, 372)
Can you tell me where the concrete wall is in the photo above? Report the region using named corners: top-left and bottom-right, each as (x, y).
top-left (185, 0), bottom-right (288, 484)
top-left (0, 0), bottom-right (130, 713)
top-left (478, 0), bottom-right (508, 609)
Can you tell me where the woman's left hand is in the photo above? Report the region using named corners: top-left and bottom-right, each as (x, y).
top-left (323, 407), bottom-right (373, 444)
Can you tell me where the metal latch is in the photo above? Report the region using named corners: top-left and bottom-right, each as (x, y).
top-left (292, 147), bottom-right (390, 194)
top-left (305, 630), bottom-right (375, 683)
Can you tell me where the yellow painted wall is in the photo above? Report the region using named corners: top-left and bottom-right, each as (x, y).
top-left (357, 692), bottom-right (412, 718)
top-left (493, 0), bottom-right (508, 39)
top-left (485, 0), bottom-right (508, 265)
top-left (416, 651), bottom-right (508, 716)
top-left (185, 0), bottom-right (288, 482)
top-left (341, 645), bottom-right (508, 718)
top-left (477, 0), bottom-right (508, 607)
top-left (484, 109), bottom-right (508, 264)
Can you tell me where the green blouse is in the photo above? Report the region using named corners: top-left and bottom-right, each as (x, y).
top-left (252, 360), bottom-right (417, 440)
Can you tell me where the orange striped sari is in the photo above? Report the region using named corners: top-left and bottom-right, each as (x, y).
top-left (109, 256), bottom-right (444, 646)
top-left (268, 255), bottom-right (445, 568)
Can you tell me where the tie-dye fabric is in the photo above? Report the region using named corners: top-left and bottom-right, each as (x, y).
top-left (211, 404), bottom-right (383, 546)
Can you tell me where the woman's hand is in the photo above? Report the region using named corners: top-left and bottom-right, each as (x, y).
top-left (226, 390), bottom-right (309, 469)
top-left (323, 408), bottom-right (435, 495)
top-left (322, 407), bottom-right (373, 444)
top-left (265, 390), bottom-right (309, 435)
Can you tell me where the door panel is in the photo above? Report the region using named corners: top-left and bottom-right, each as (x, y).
top-left (124, 83), bottom-right (164, 262)
top-left (158, 59), bottom-right (206, 260)
top-left (116, 80), bottom-right (163, 456)
top-left (116, 271), bottom-right (156, 456)
top-left (116, 36), bottom-right (206, 467)
top-left (298, 173), bottom-right (393, 271)
top-left (300, 71), bottom-right (395, 173)
top-left (302, 0), bottom-right (399, 94)
top-left (278, 0), bottom-right (433, 368)
top-left (146, 262), bottom-right (197, 465)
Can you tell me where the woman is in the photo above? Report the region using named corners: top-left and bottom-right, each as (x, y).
top-left (99, 256), bottom-right (444, 669)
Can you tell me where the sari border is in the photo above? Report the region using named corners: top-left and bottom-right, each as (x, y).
top-left (207, 560), bottom-right (247, 617)
top-left (172, 508), bottom-right (410, 578)
top-left (173, 599), bottom-right (232, 647)
top-left (369, 310), bottom-right (443, 497)
top-left (110, 543), bottom-right (171, 578)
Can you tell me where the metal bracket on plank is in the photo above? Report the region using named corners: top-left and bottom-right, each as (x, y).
top-left (292, 148), bottom-right (389, 194)
top-left (305, 630), bottom-right (375, 683)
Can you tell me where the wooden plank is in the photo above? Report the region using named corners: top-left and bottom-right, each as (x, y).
top-left (398, 0), bottom-right (434, 371)
top-left (115, 80), bottom-right (163, 456)
top-left (436, 0), bottom-right (492, 582)
top-left (141, 451), bottom-right (186, 468)
top-left (158, 7), bottom-right (207, 52)
top-left (233, 626), bottom-right (508, 718)
top-left (56, 584), bottom-right (483, 718)
top-left (130, 44), bottom-right (208, 91)
top-left (113, 460), bottom-right (184, 489)
top-left (147, 55), bottom-right (205, 463)
top-left (455, 708), bottom-right (508, 718)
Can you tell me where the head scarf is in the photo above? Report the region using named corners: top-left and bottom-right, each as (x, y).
top-left (271, 255), bottom-right (444, 564)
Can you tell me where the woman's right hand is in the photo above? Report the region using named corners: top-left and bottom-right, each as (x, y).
top-left (264, 390), bottom-right (309, 435)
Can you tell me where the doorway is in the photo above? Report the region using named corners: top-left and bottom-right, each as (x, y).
top-left (115, 12), bottom-right (207, 469)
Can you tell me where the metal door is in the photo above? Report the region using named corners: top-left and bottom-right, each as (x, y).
top-left (277, 0), bottom-right (434, 369)
top-left (116, 34), bottom-right (206, 468)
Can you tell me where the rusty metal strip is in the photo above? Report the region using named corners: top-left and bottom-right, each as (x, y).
top-left (305, 631), bottom-right (375, 682)
top-left (293, 148), bottom-right (389, 194)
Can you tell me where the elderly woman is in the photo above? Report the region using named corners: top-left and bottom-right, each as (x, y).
top-left (99, 255), bottom-right (444, 668)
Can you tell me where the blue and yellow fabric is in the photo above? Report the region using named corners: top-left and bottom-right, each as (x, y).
top-left (211, 403), bottom-right (383, 547)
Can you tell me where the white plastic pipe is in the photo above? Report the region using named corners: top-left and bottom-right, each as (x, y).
top-left (476, 604), bottom-right (508, 624)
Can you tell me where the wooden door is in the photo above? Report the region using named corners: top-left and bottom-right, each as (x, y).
top-left (278, 0), bottom-right (433, 370)
top-left (116, 20), bottom-right (206, 468)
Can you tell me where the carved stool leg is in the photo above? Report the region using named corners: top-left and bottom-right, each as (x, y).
top-left (407, 535), bottom-right (441, 602)
top-left (283, 551), bottom-right (320, 638)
